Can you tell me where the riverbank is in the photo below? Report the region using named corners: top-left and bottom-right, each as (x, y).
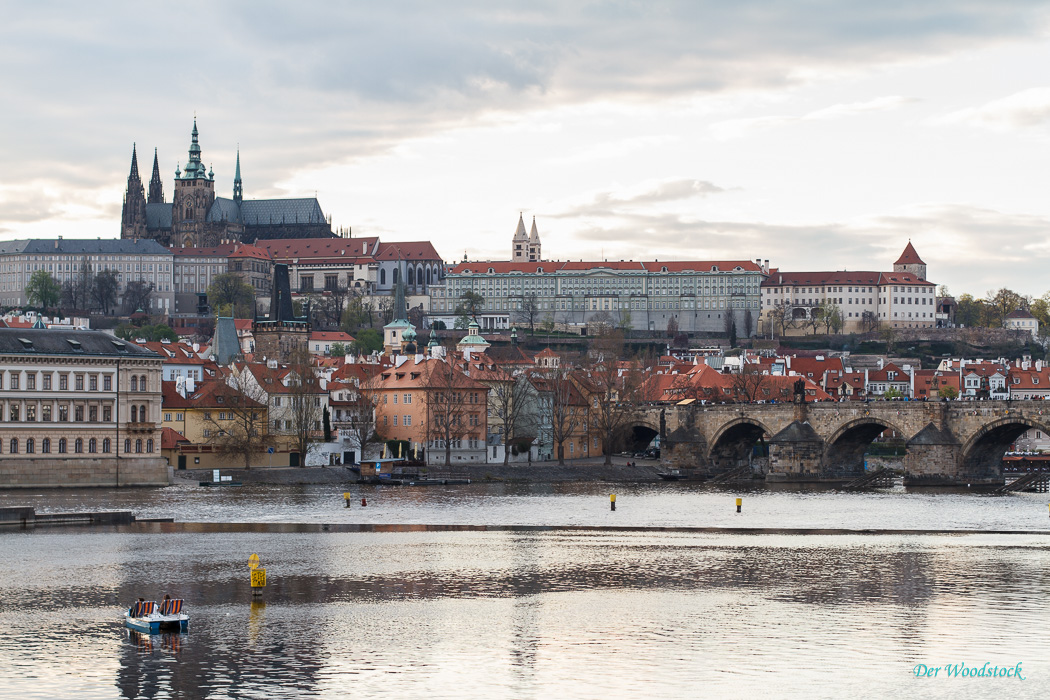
top-left (172, 458), bottom-right (666, 486)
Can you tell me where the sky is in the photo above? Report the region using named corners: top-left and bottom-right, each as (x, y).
top-left (3, 2), bottom-right (1050, 297)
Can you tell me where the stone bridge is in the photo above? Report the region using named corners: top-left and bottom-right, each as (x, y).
top-left (633, 400), bottom-right (1050, 485)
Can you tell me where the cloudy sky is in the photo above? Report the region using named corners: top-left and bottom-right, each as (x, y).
top-left (4, 2), bottom-right (1050, 297)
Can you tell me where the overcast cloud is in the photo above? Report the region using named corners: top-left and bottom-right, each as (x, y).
top-left (3, 2), bottom-right (1050, 295)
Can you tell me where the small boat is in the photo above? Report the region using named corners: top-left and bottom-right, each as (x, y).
top-left (658, 470), bottom-right (683, 481)
top-left (124, 599), bottom-right (189, 634)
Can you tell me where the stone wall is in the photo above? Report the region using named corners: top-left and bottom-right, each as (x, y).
top-left (0, 457), bottom-right (169, 488)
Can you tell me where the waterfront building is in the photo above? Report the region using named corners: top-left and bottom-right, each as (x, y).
top-left (760, 243), bottom-right (936, 334)
top-left (0, 238), bottom-right (174, 315)
top-left (0, 328), bottom-right (167, 487)
top-left (121, 123), bottom-right (334, 248)
top-left (160, 379), bottom-right (268, 469)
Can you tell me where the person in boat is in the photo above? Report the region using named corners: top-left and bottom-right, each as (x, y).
top-left (129, 597), bottom-right (146, 617)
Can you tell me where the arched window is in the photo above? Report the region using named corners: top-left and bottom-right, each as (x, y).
top-left (135, 439), bottom-right (143, 453)
top-left (131, 406), bottom-right (138, 422)
top-left (131, 376), bottom-right (138, 392)
top-left (140, 405), bottom-right (147, 422)
top-left (42, 438), bottom-right (50, 454)
top-left (426, 267), bottom-right (433, 285)
top-left (408, 267), bottom-right (415, 285)
top-left (147, 438), bottom-right (154, 453)
top-left (416, 265), bottom-right (423, 288)
top-left (380, 269), bottom-right (386, 285)
top-left (58, 438), bottom-right (67, 453)
top-left (124, 439), bottom-right (131, 454)
top-left (103, 438), bottom-right (110, 453)
top-left (89, 438), bottom-right (97, 453)
top-left (139, 375), bottom-right (147, 392)
top-left (393, 268), bottom-right (399, 284)
top-left (75, 438), bottom-right (83, 453)
top-left (9, 438), bottom-right (17, 454)
top-left (26, 438), bottom-right (34, 454)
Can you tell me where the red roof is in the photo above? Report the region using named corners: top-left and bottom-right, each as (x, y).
top-left (451, 260), bottom-right (763, 275)
top-left (309, 331), bottom-right (355, 343)
top-left (894, 242), bottom-right (925, 265)
top-left (161, 427), bottom-right (190, 450)
top-left (375, 241), bottom-right (443, 261)
top-left (259, 237), bottom-right (379, 260)
top-left (169, 243), bottom-right (270, 259)
top-left (762, 271), bottom-right (932, 287)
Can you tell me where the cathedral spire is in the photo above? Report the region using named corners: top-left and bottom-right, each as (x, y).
top-left (233, 148), bottom-right (243, 203)
top-left (129, 143), bottom-right (140, 179)
top-left (148, 147), bottom-right (164, 204)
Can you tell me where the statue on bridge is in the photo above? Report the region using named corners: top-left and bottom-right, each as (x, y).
top-left (793, 378), bottom-right (806, 404)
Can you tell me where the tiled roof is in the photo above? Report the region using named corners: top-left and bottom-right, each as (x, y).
top-left (762, 271), bottom-right (932, 287)
top-left (894, 242), bottom-right (925, 265)
top-left (1006, 309), bottom-right (1035, 319)
top-left (206, 197), bottom-right (241, 223)
top-left (259, 237), bottom-right (377, 260)
top-left (240, 198), bottom-right (328, 226)
top-left (310, 331), bottom-right (355, 343)
top-left (22, 238), bottom-right (171, 256)
top-left (161, 427), bottom-right (190, 450)
top-left (146, 203), bottom-right (172, 229)
top-left (375, 241), bottom-right (443, 261)
top-left (451, 260), bottom-right (762, 275)
top-left (0, 328), bottom-right (156, 357)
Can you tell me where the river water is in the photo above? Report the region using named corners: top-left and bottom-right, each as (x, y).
top-left (2, 482), bottom-right (1049, 698)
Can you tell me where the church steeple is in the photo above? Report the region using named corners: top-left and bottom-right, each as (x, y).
top-left (233, 148), bottom-right (243, 203)
top-left (512, 212), bottom-right (529, 262)
top-left (120, 144), bottom-right (147, 240)
top-left (148, 147), bottom-right (164, 203)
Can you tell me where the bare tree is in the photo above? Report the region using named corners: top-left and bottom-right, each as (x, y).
top-left (286, 348), bottom-right (325, 465)
top-left (861, 310), bottom-right (880, 333)
top-left (203, 380), bottom-right (274, 469)
top-left (515, 293), bottom-right (541, 335)
top-left (770, 301), bottom-right (794, 337)
top-left (91, 270), bottom-right (119, 316)
top-left (423, 356), bottom-right (485, 466)
top-left (537, 366), bottom-right (587, 466)
top-left (337, 372), bottom-right (381, 461)
top-left (61, 262), bottom-right (94, 312)
top-left (487, 372), bottom-right (537, 465)
top-left (730, 363), bottom-right (772, 403)
top-left (122, 280), bottom-right (154, 315)
top-left (582, 330), bottom-right (641, 465)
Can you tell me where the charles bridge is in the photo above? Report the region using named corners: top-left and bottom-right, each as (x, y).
top-left (632, 399), bottom-right (1050, 485)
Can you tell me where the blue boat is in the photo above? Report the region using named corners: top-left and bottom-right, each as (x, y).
top-left (124, 599), bottom-right (189, 634)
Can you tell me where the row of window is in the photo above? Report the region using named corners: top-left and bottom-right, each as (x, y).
top-left (0, 372), bottom-right (150, 392)
top-left (1, 437), bottom-right (154, 454)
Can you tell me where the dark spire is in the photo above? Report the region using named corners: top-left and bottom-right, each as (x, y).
top-left (121, 144), bottom-right (147, 240)
top-left (148, 147), bottom-right (164, 204)
top-left (393, 250), bottom-right (408, 322)
top-left (129, 143), bottom-right (140, 179)
top-left (233, 148), bottom-right (243, 203)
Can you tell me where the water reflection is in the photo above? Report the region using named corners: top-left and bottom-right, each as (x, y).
top-left (2, 528), bottom-right (1050, 698)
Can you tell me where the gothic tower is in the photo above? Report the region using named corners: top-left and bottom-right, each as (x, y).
top-left (148, 148), bottom-right (165, 204)
top-left (528, 216), bottom-right (541, 262)
top-left (171, 120), bottom-right (216, 247)
top-left (120, 144), bottom-right (147, 240)
top-left (511, 213), bottom-right (528, 262)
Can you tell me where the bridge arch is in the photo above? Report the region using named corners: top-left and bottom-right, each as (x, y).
top-left (707, 417), bottom-right (772, 469)
top-left (624, 420), bottom-right (661, 453)
top-left (824, 417), bottom-right (907, 472)
top-left (960, 416), bottom-right (1050, 475)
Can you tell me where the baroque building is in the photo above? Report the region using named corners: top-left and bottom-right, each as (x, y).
top-left (120, 120), bottom-right (335, 248)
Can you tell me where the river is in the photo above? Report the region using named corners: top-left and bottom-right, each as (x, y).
top-left (1, 482), bottom-right (1049, 698)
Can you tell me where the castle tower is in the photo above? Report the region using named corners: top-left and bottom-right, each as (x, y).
top-left (120, 144), bottom-right (147, 240)
top-left (147, 148), bottom-right (165, 204)
top-left (233, 148), bottom-right (243, 204)
top-left (893, 241), bottom-right (926, 280)
top-left (252, 263), bottom-right (310, 361)
top-left (511, 213), bottom-right (529, 262)
top-left (171, 119), bottom-right (216, 247)
top-left (528, 216), bottom-right (541, 262)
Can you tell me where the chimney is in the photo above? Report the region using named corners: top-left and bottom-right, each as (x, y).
top-left (877, 358), bottom-right (884, 370)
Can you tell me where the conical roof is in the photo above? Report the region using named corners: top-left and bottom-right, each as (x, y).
top-left (513, 213), bottom-right (527, 239)
top-left (529, 216), bottom-right (540, 242)
top-left (895, 241), bottom-right (925, 265)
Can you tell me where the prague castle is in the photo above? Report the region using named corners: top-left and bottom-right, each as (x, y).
top-left (120, 121), bottom-right (335, 248)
